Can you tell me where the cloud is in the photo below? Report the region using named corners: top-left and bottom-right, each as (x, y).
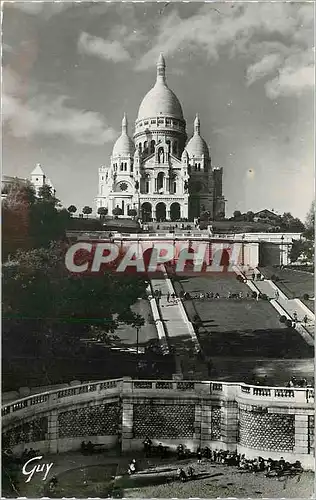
top-left (8, 1), bottom-right (71, 17)
top-left (246, 54), bottom-right (284, 86)
top-left (78, 32), bottom-right (131, 63)
top-left (137, 3), bottom-right (314, 99)
top-left (3, 68), bottom-right (117, 145)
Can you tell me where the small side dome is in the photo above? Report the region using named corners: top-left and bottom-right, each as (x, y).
top-left (185, 114), bottom-right (209, 159)
top-left (112, 114), bottom-right (135, 157)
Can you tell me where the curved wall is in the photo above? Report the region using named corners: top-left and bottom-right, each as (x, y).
top-left (2, 378), bottom-right (314, 469)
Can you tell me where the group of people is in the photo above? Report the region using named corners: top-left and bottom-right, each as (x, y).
top-left (80, 441), bottom-right (95, 455)
top-left (179, 446), bottom-right (303, 477)
top-left (286, 376), bottom-right (313, 388)
top-left (143, 438), bottom-right (168, 458)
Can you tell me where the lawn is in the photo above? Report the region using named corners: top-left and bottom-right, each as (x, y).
top-left (173, 275), bottom-right (313, 385)
top-left (260, 266), bottom-right (314, 305)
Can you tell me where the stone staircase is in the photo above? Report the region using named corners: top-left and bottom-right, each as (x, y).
top-left (150, 274), bottom-right (208, 379)
top-left (236, 266), bottom-right (315, 346)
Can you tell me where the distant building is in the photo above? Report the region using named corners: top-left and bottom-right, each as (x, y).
top-left (2, 164), bottom-right (55, 199)
top-left (30, 164), bottom-right (55, 196)
top-left (253, 209), bottom-right (281, 222)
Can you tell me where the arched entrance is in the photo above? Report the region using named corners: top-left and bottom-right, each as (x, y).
top-left (156, 202), bottom-right (166, 222)
top-left (170, 202), bottom-right (181, 222)
top-left (141, 202), bottom-right (152, 222)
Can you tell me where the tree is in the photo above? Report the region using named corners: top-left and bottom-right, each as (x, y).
top-left (245, 211), bottom-right (254, 222)
top-left (113, 206), bottom-right (123, 216)
top-left (82, 206), bottom-right (92, 218)
top-left (68, 205), bottom-right (77, 216)
top-left (200, 211), bottom-right (210, 221)
top-left (128, 208), bottom-right (137, 217)
top-left (97, 207), bottom-right (108, 218)
top-left (38, 184), bottom-right (55, 201)
top-left (2, 243), bottom-right (148, 387)
top-left (2, 181), bottom-right (69, 258)
top-left (233, 210), bottom-right (242, 220)
top-left (304, 201), bottom-right (315, 240)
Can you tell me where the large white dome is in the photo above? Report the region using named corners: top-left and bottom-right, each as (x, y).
top-left (137, 54), bottom-right (184, 121)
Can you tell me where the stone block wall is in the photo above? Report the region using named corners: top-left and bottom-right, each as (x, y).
top-left (133, 402), bottom-right (195, 439)
top-left (239, 408), bottom-right (294, 452)
top-left (58, 403), bottom-right (120, 438)
top-left (3, 416), bottom-right (48, 449)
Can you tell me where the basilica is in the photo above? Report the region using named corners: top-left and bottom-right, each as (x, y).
top-left (96, 54), bottom-right (225, 222)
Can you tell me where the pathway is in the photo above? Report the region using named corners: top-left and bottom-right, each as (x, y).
top-left (150, 273), bottom-right (208, 379)
top-left (237, 267), bottom-right (314, 346)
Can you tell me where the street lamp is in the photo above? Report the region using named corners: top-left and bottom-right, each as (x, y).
top-left (136, 325), bottom-right (141, 377)
top-left (281, 235), bottom-right (284, 267)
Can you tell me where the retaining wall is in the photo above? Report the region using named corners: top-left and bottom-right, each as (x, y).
top-left (2, 378), bottom-right (314, 469)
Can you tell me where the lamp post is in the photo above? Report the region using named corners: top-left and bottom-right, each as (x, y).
top-left (281, 235), bottom-right (284, 267)
top-left (241, 234), bottom-right (245, 267)
top-left (136, 325), bottom-right (140, 377)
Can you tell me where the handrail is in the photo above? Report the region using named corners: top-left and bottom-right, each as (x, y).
top-left (2, 378), bottom-right (314, 417)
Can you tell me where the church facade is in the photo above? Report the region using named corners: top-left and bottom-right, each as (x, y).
top-left (96, 54), bottom-right (225, 222)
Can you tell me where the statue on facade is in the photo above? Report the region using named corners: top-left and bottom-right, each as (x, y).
top-left (184, 180), bottom-right (188, 193)
top-left (135, 180), bottom-right (139, 190)
top-left (159, 149), bottom-right (164, 164)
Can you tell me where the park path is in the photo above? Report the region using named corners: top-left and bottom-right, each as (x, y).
top-left (150, 273), bottom-right (208, 379)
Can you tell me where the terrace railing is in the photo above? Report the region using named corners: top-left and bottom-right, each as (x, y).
top-left (2, 379), bottom-right (314, 420)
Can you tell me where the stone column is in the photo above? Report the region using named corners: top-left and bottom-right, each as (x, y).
top-left (200, 403), bottom-right (213, 446)
top-left (47, 409), bottom-right (58, 454)
top-left (121, 401), bottom-right (134, 451)
top-left (194, 403), bottom-right (202, 447)
top-left (220, 401), bottom-right (238, 448)
top-left (294, 414), bottom-right (309, 455)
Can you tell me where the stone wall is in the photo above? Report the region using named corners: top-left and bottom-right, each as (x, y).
top-left (239, 409), bottom-right (294, 452)
top-left (2, 378), bottom-right (314, 469)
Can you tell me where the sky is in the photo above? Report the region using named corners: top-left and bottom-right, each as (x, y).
top-left (2, 1), bottom-right (315, 219)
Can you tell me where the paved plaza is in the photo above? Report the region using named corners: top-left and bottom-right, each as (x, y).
top-left (15, 450), bottom-right (313, 498)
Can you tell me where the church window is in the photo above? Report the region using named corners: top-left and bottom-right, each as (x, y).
top-left (120, 182), bottom-right (128, 191)
top-left (158, 119), bottom-right (164, 124)
top-left (150, 140), bottom-right (155, 154)
top-left (151, 120), bottom-right (156, 124)
top-left (173, 181), bottom-right (177, 194)
top-left (131, 163), bottom-right (133, 173)
top-left (36, 178), bottom-right (39, 181)
top-left (120, 163), bottom-right (124, 171)
top-left (145, 181), bottom-right (149, 194)
top-left (144, 121), bottom-right (149, 125)
top-left (139, 143), bottom-right (142, 152)
top-left (144, 141), bottom-right (148, 151)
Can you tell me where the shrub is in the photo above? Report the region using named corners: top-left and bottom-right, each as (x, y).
top-left (279, 315), bottom-right (287, 323)
top-left (251, 291), bottom-right (257, 299)
top-left (303, 293), bottom-right (310, 300)
top-left (285, 319), bottom-right (293, 328)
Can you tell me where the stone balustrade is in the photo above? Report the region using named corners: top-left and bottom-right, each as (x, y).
top-left (3, 379), bottom-right (313, 419)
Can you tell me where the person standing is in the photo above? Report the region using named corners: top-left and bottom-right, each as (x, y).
top-left (167, 292), bottom-right (170, 303)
